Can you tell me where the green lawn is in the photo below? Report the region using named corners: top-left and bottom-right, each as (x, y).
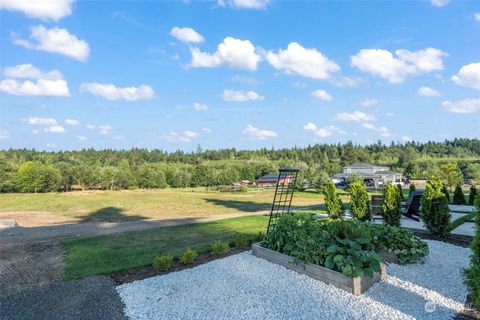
top-left (449, 211), bottom-right (478, 231)
top-left (61, 215), bottom-right (269, 280)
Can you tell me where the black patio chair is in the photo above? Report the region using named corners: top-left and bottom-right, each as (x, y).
top-left (401, 191), bottom-right (423, 221)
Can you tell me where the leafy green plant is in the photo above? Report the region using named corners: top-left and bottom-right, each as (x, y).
top-left (464, 201), bottom-right (480, 310)
top-left (349, 180), bottom-right (371, 221)
top-left (421, 178), bottom-right (451, 237)
top-left (469, 185), bottom-right (478, 206)
top-left (234, 233), bottom-right (248, 247)
top-left (211, 240), bottom-right (230, 255)
top-left (453, 185), bottom-right (466, 205)
top-left (152, 255), bottom-right (173, 272)
top-left (396, 184), bottom-right (405, 201)
top-left (324, 180), bottom-right (343, 219)
top-left (442, 183), bottom-right (451, 203)
top-left (382, 181), bottom-right (401, 227)
top-left (239, 185), bottom-right (248, 193)
top-left (179, 248), bottom-right (198, 264)
top-left (409, 184), bottom-right (416, 197)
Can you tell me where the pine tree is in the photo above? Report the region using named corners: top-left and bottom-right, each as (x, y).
top-left (453, 185), bottom-right (466, 205)
top-left (349, 180), bottom-right (371, 221)
top-left (324, 180), bottom-right (343, 219)
top-left (421, 178), bottom-right (451, 237)
top-left (469, 185), bottom-right (478, 206)
top-left (396, 183), bottom-right (405, 201)
top-left (409, 183), bottom-right (416, 197)
top-left (382, 181), bottom-right (402, 227)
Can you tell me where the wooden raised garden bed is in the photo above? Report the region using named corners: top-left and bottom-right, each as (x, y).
top-left (251, 242), bottom-right (386, 296)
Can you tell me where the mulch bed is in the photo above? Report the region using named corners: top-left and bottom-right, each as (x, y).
top-left (412, 230), bottom-right (473, 248)
top-left (111, 246), bottom-right (249, 285)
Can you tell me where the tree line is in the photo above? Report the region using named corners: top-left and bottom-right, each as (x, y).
top-left (1, 138), bottom-right (479, 193)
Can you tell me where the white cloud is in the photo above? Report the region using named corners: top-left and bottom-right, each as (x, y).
top-left (190, 37), bottom-right (261, 71)
top-left (336, 111), bottom-right (375, 122)
top-left (231, 75), bottom-right (261, 85)
top-left (243, 124), bottom-right (277, 140)
top-left (86, 124), bottom-right (95, 129)
top-left (77, 135), bottom-right (87, 141)
top-left (48, 125), bottom-right (65, 133)
top-left (351, 48), bottom-right (446, 83)
top-left (0, 64), bottom-right (69, 97)
top-left (65, 118), bottom-right (80, 126)
top-left (193, 102), bottom-right (208, 111)
top-left (304, 122), bottom-right (346, 138)
top-left (361, 98), bottom-right (378, 107)
top-left (361, 123), bottom-right (390, 137)
top-left (0, 0), bottom-right (75, 21)
top-left (98, 125), bottom-right (112, 135)
top-left (442, 98), bottom-right (480, 114)
top-left (80, 82), bottom-right (155, 101)
top-left (266, 42), bottom-right (340, 79)
top-left (161, 130), bottom-right (199, 142)
top-left (170, 27), bottom-right (204, 44)
top-left (222, 89), bottom-right (264, 102)
top-left (402, 136), bottom-right (413, 142)
top-left (201, 127), bottom-right (211, 133)
top-left (217, 0), bottom-right (270, 9)
top-left (418, 86), bottom-right (440, 96)
top-left (386, 112), bottom-right (395, 117)
top-left (311, 89), bottom-right (332, 102)
top-left (13, 25), bottom-right (90, 62)
top-left (475, 12), bottom-right (480, 22)
top-left (451, 63), bottom-right (480, 90)
top-left (0, 129), bottom-right (10, 139)
top-left (27, 117), bottom-right (57, 126)
top-left (431, 0), bottom-right (450, 7)
top-left (329, 76), bottom-right (363, 87)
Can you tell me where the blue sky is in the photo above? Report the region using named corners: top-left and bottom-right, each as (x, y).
top-left (0, 0), bottom-right (479, 151)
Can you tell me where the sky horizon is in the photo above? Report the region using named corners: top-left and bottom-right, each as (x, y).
top-left (1, 0), bottom-right (479, 152)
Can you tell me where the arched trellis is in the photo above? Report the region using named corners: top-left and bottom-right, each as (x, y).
top-left (266, 168), bottom-right (300, 234)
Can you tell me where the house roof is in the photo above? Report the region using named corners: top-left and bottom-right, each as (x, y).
top-left (256, 174), bottom-right (280, 181)
top-left (344, 163), bottom-right (388, 169)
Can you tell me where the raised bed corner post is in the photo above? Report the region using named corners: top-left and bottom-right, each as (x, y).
top-left (266, 168), bottom-right (300, 234)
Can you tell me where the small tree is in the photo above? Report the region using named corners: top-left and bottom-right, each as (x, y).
top-left (349, 180), bottom-right (371, 221)
top-left (382, 181), bottom-right (402, 227)
top-left (421, 178), bottom-right (451, 237)
top-left (315, 172), bottom-right (330, 193)
top-left (409, 183), bottom-right (416, 197)
top-left (396, 183), bottom-right (405, 201)
top-left (324, 180), bottom-right (343, 219)
top-left (469, 185), bottom-right (478, 206)
top-left (441, 183), bottom-right (451, 203)
top-left (453, 185), bottom-right (466, 205)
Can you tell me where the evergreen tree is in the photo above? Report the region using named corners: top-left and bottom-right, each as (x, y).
top-left (441, 183), bottom-right (451, 203)
top-left (469, 185), bottom-right (478, 206)
top-left (396, 183), bottom-right (405, 201)
top-left (315, 172), bottom-right (330, 193)
top-left (453, 185), bottom-right (466, 205)
top-left (324, 180), bottom-right (343, 219)
top-left (382, 181), bottom-right (401, 227)
top-left (421, 178), bottom-right (451, 237)
top-left (409, 183), bottom-right (416, 197)
top-left (349, 180), bottom-right (371, 221)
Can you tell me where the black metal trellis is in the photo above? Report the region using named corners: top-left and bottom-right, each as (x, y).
top-left (266, 168), bottom-right (300, 234)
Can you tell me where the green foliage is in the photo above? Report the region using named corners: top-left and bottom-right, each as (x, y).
top-left (469, 185), bottom-right (478, 206)
top-left (396, 184), bottom-right (404, 201)
top-left (409, 184), bottom-right (416, 197)
top-left (211, 240), bottom-right (230, 255)
top-left (234, 233), bottom-right (248, 247)
top-left (14, 161), bottom-right (61, 193)
top-left (421, 178), bottom-right (451, 237)
top-left (138, 163), bottom-right (167, 189)
top-left (464, 204), bottom-right (480, 310)
top-left (441, 183), bottom-right (451, 203)
top-left (323, 180), bottom-right (343, 219)
top-left (453, 185), bottom-right (466, 205)
top-left (239, 185), bottom-right (248, 193)
top-left (369, 224), bottom-right (429, 264)
top-left (314, 172), bottom-right (330, 193)
top-left (349, 180), bottom-right (371, 221)
top-left (152, 255), bottom-right (173, 272)
top-left (382, 182), bottom-right (402, 227)
top-left (345, 173), bottom-right (363, 192)
top-left (179, 248), bottom-right (198, 264)
top-left (439, 163), bottom-right (463, 191)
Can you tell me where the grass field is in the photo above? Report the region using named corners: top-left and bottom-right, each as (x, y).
top-left (61, 215), bottom-right (269, 280)
top-left (0, 188), bottom-right (336, 222)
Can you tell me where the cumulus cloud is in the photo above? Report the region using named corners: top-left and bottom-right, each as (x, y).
top-left (243, 124), bottom-right (277, 140)
top-left (402, 136), bottom-right (413, 142)
top-left (442, 98), bottom-right (480, 114)
top-left (190, 37), bottom-right (261, 71)
top-left (431, 0), bottom-right (450, 7)
top-left (217, 0), bottom-right (270, 9)
top-left (361, 98), bottom-right (378, 107)
top-left (98, 125), bottom-right (112, 135)
top-left (161, 130), bottom-right (199, 142)
top-left (193, 102), bottom-right (208, 111)
top-left (418, 86), bottom-right (440, 96)
top-left (80, 82), bottom-right (155, 101)
top-left (0, 64), bottom-right (70, 97)
top-left (266, 42), bottom-right (340, 79)
top-left (201, 127), bottom-right (211, 133)
top-left (47, 125), bottom-right (65, 133)
top-left (336, 111), bottom-right (375, 122)
top-left (304, 122), bottom-right (346, 138)
top-left (231, 75), bottom-right (261, 85)
top-left (311, 89), bottom-right (332, 102)
top-left (65, 118), bottom-right (80, 126)
top-left (170, 27), bottom-right (204, 43)
top-left (451, 63), bottom-right (480, 90)
top-left (13, 25), bottom-right (90, 62)
top-left (361, 123), bottom-right (390, 137)
top-left (351, 48), bottom-right (446, 83)
top-left (77, 135), bottom-right (87, 141)
top-left (0, 0), bottom-right (75, 21)
top-left (222, 89), bottom-right (264, 102)
top-left (27, 117), bottom-right (57, 126)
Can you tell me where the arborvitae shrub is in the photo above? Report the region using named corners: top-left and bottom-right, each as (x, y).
top-left (152, 255), bottom-right (173, 272)
top-left (453, 185), bottom-right (466, 205)
top-left (469, 185), bottom-right (478, 206)
top-left (349, 180), bottom-right (371, 221)
top-left (382, 181), bottom-right (402, 227)
top-left (396, 183), bottom-right (405, 201)
top-left (442, 183), bottom-right (451, 203)
top-left (409, 183), bottom-right (416, 197)
top-left (179, 248), bottom-right (198, 264)
top-left (421, 178), bottom-right (451, 237)
top-left (324, 180), bottom-right (343, 219)
top-left (464, 198), bottom-right (480, 309)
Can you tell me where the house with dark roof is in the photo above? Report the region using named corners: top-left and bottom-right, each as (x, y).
top-left (331, 163), bottom-right (403, 188)
top-left (256, 174), bottom-right (290, 187)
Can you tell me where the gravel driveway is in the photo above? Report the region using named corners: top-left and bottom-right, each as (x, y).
top-left (118, 240), bottom-right (470, 320)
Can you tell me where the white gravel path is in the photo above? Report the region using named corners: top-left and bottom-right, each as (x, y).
top-left (117, 240), bottom-right (470, 320)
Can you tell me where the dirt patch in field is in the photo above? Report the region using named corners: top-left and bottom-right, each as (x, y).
top-left (0, 212), bottom-right (77, 227)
